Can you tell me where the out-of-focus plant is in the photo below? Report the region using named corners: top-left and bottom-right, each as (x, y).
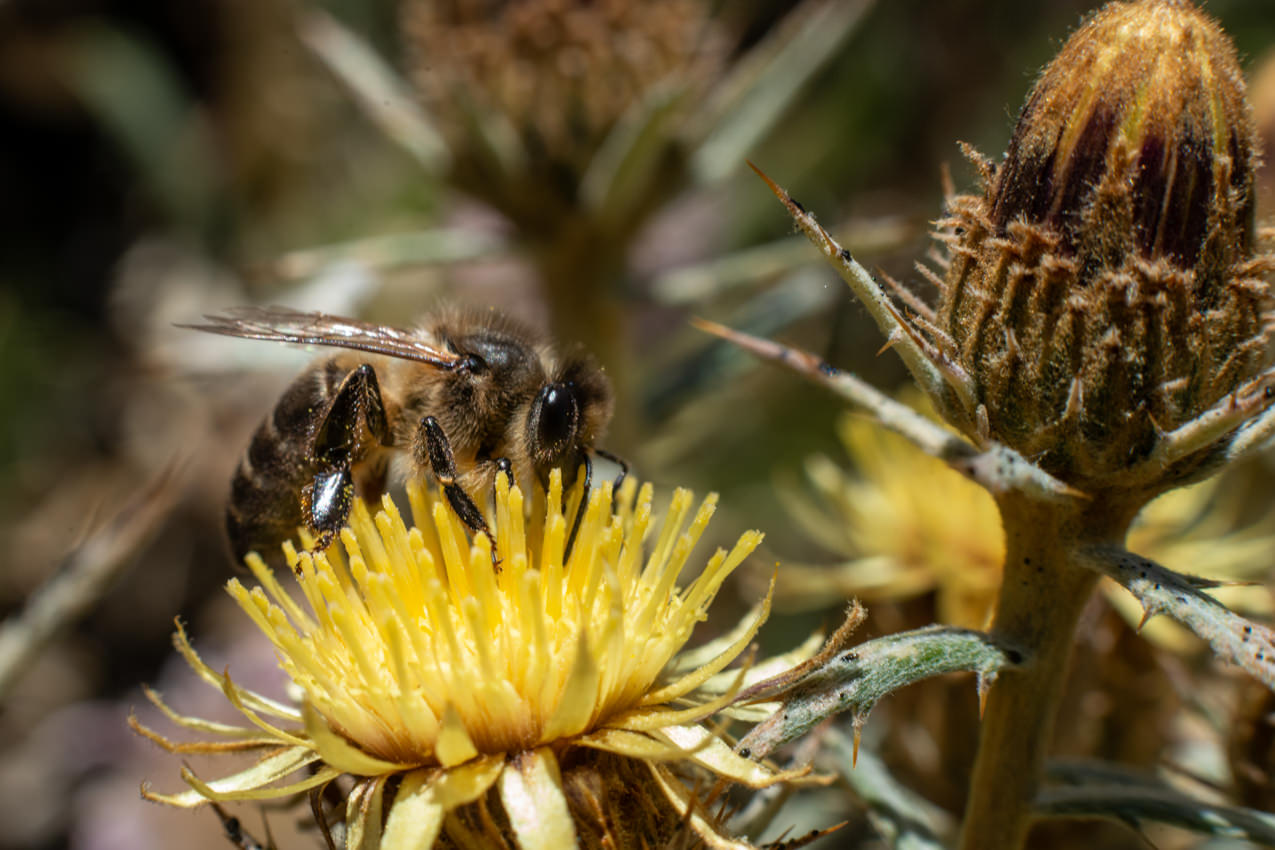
top-left (1252, 47), bottom-right (1275, 220)
top-left (774, 402), bottom-right (1275, 646)
top-left (299, 0), bottom-right (878, 438)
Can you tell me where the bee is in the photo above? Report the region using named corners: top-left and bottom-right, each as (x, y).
top-left (185, 306), bottom-right (624, 566)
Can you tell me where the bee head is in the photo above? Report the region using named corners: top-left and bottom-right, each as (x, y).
top-left (527, 356), bottom-right (613, 483)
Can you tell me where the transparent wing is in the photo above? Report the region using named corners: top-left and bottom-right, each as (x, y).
top-left (180, 306), bottom-right (464, 368)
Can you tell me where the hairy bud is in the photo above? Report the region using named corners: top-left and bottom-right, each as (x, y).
top-left (937, 0), bottom-right (1271, 493)
top-left (400, 0), bottom-right (723, 228)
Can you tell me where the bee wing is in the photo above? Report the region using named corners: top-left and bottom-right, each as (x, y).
top-left (180, 306), bottom-right (464, 368)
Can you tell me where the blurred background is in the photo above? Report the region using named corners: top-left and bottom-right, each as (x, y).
top-left (1, 1), bottom-right (1274, 848)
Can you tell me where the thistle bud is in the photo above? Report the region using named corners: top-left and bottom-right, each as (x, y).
top-left (938, 0), bottom-right (1270, 493)
top-left (400, 0), bottom-right (724, 227)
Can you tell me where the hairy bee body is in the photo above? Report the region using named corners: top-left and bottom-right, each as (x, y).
top-left (202, 307), bottom-right (614, 565)
top-left (229, 354), bottom-right (377, 561)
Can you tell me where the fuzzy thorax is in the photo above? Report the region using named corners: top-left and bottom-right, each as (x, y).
top-left (934, 0), bottom-right (1272, 496)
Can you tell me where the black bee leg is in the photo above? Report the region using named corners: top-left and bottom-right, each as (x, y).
top-left (210, 802), bottom-right (270, 850)
top-left (297, 466), bottom-right (354, 571)
top-left (564, 451), bottom-right (593, 563)
top-left (315, 365), bottom-right (390, 458)
top-left (594, 447), bottom-right (630, 491)
top-left (420, 416), bottom-right (490, 533)
top-left (357, 365), bottom-right (390, 447)
top-left (420, 416), bottom-right (500, 567)
top-left (301, 365), bottom-right (389, 563)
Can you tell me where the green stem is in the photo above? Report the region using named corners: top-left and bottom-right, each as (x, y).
top-left (957, 497), bottom-right (1111, 850)
top-left (531, 220), bottom-right (636, 452)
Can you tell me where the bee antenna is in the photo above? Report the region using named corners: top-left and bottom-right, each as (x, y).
top-left (594, 448), bottom-right (629, 491)
top-left (563, 452), bottom-right (592, 563)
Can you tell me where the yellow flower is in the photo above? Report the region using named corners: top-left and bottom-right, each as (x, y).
top-left (777, 401), bottom-right (1275, 640)
top-left (776, 408), bottom-right (1002, 629)
top-left (135, 471), bottom-right (818, 848)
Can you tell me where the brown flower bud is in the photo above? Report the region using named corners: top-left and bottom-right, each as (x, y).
top-left (400, 0), bottom-right (724, 228)
top-left (937, 0), bottom-right (1271, 494)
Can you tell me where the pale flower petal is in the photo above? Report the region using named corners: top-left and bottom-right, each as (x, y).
top-left (431, 756), bottom-right (505, 809)
top-left (498, 748), bottom-right (577, 850)
top-left (575, 727), bottom-right (699, 762)
top-left (139, 685), bottom-right (270, 740)
top-left (382, 769), bottom-right (445, 850)
top-left (141, 745), bottom-right (321, 807)
top-left (171, 621), bottom-right (301, 721)
top-left (613, 664), bottom-right (749, 733)
top-left (128, 709), bottom-right (276, 754)
top-left (655, 725), bottom-right (813, 789)
top-left (664, 599), bottom-right (767, 676)
top-left (700, 629), bottom-right (825, 696)
top-left (303, 704), bottom-right (417, 775)
top-left (436, 704), bottom-right (479, 767)
top-left (181, 760), bottom-right (339, 803)
top-left (645, 763), bottom-right (758, 850)
top-left (346, 776), bottom-right (389, 850)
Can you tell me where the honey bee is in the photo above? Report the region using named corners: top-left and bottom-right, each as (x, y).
top-left (186, 306), bottom-right (624, 565)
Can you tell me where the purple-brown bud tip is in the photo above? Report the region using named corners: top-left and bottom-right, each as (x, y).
top-left (992, 0), bottom-right (1256, 268)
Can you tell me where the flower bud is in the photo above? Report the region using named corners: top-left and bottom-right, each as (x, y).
top-left (400, 0), bottom-right (724, 227)
top-left (937, 0), bottom-right (1270, 493)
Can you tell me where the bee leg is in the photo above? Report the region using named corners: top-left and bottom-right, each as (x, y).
top-left (296, 466), bottom-right (354, 572)
top-left (420, 416), bottom-right (500, 567)
top-left (564, 452), bottom-right (593, 563)
top-left (314, 365), bottom-right (391, 461)
top-left (301, 365), bottom-right (387, 564)
top-left (594, 447), bottom-right (630, 491)
top-left (357, 365), bottom-right (391, 447)
top-left (210, 802), bottom-right (270, 850)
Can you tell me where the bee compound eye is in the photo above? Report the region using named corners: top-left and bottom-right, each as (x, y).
top-left (533, 383), bottom-right (580, 459)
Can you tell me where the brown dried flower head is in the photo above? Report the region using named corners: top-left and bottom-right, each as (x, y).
top-left (401, 0), bottom-right (724, 228)
top-left (936, 0), bottom-right (1272, 496)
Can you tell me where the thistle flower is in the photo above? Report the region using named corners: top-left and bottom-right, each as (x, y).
top-left (935, 0), bottom-right (1272, 499)
top-left (776, 403), bottom-right (1275, 644)
top-left (134, 471), bottom-right (821, 848)
top-left (775, 408), bottom-right (1002, 629)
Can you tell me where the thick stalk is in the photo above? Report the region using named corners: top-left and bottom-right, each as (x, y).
top-left (957, 497), bottom-right (1114, 850)
top-left (531, 220), bottom-right (636, 452)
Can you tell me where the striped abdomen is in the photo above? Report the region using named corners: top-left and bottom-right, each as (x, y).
top-left (227, 358), bottom-right (353, 564)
